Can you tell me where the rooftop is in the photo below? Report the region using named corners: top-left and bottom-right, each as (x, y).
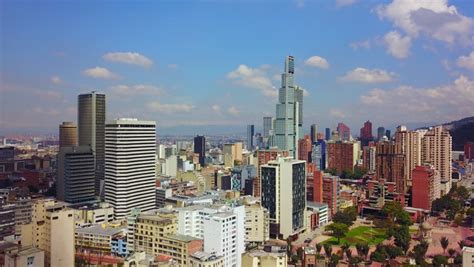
top-left (75, 224), bottom-right (126, 236)
top-left (165, 234), bottom-right (201, 243)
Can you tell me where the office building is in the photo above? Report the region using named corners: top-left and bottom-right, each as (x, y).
top-left (158, 234), bottom-right (203, 266)
top-left (0, 200), bottom-right (15, 240)
top-left (362, 144), bottom-right (376, 173)
top-left (421, 126), bottom-right (452, 195)
top-left (75, 224), bottom-right (127, 255)
top-left (325, 128), bottom-right (331, 141)
top-left (310, 124), bottom-right (318, 144)
top-left (194, 135), bottom-right (206, 167)
top-left (306, 202), bottom-right (329, 229)
top-left (247, 125), bottom-right (255, 150)
top-left (13, 197), bottom-right (33, 236)
top-left (386, 129), bottom-right (391, 140)
top-left (273, 56), bottom-right (304, 158)
top-left (20, 199), bottom-right (74, 267)
top-left (337, 122), bottom-right (350, 141)
top-left (376, 141), bottom-right (406, 194)
top-left (261, 157), bottom-right (306, 239)
top-left (377, 126), bottom-right (386, 141)
top-left (263, 117), bottom-right (273, 138)
top-left (254, 149), bottom-right (289, 197)
top-left (104, 118), bottom-right (156, 219)
top-left (322, 173), bottom-right (339, 216)
top-left (311, 140), bottom-right (326, 171)
top-left (244, 200), bottom-right (270, 245)
top-left (327, 141), bottom-right (359, 175)
top-left (57, 146), bottom-right (95, 203)
top-left (298, 135), bottom-right (312, 163)
top-left (73, 202), bottom-right (114, 226)
top-left (394, 126), bottom-right (424, 186)
top-left (360, 120), bottom-right (373, 146)
top-left (59, 121), bottom-right (78, 148)
top-left (412, 165), bottom-right (440, 210)
top-left (78, 91), bottom-right (106, 196)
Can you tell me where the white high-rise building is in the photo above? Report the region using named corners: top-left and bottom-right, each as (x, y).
top-left (177, 205), bottom-right (245, 267)
top-left (422, 126), bottom-right (452, 195)
top-left (273, 56), bottom-right (303, 158)
top-left (104, 118), bottom-right (157, 219)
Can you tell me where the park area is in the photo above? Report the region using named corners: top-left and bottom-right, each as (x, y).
top-left (323, 226), bottom-right (387, 246)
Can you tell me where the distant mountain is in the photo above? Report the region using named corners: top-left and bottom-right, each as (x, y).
top-left (419, 116), bottom-right (474, 151)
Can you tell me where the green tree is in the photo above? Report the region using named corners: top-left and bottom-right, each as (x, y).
top-left (381, 201), bottom-right (412, 226)
top-left (315, 243), bottom-right (322, 254)
top-left (391, 225), bottom-right (411, 254)
top-left (370, 245), bottom-right (387, 263)
top-left (323, 243), bottom-right (332, 259)
top-left (325, 223), bottom-right (349, 243)
top-left (440, 236), bottom-right (449, 255)
top-left (356, 243), bottom-right (369, 260)
top-left (329, 253), bottom-right (341, 267)
top-left (432, 255), bottom-right (448, 267)
top-left (412, 240), bottom-right (429, 266)
top-left (333, 207), bottom-right (358, 226)
top-left (385, 245), bottom-right (404, 259)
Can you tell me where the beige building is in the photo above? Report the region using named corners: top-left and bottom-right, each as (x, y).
top-left (75, 223), bottom-right (126, 255)
top-left (20, 199), bottom-right (75, 267)
top-left (4, 246), bottom-right (45, 267)
top-left (132, 211), bottom-right (178, 256)
top-left (422, 126), bottom-right (452, 195)
top-left (395, 126), bottom-right (424, 186)
top-left (462, 246), bottom-right (474, 267)
top-left (223, 143), bottom-right (243, 168)
top-left (157, 234), bottom-right (203, 266)
top-left (241, 250), bottom-right (288, 267)
top-left (243, 199), bottom-right (269, 245)
top-left (73, 202), bottom-right (114, 226)
top-left (189, 251), bottom-right (224, 267)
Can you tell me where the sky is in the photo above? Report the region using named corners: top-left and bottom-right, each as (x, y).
top-left (1, 0), bottom-right (474, 135)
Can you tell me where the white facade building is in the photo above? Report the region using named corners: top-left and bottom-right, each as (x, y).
top-left (104, 118), bottom-right (156, 219)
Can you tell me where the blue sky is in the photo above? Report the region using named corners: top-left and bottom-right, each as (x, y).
top-left (1, 0), bottom-right (474, 135)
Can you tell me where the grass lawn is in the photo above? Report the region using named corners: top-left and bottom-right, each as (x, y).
top-left (323, 226), bottom-right (387, 246)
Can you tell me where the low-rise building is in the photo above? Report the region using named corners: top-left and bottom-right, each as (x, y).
top-left (158, 234), bottom-right (202, 266)
top-left (463, 246), bottom-right (474, 267)
top-left (306, 202), bottom-right (329, 231)
top-left (73, 202), bottom-right (114, 226)
top-left (4, 246), bottom-right (45, 267)
top-left (241, 249), bottom-right (288, 267)
top-left (243, 199), bottom-right (269, 245)
top-left (189, 251), bottom-right (224, 267)
top-left (75, 223), bottom-right (127, 255)
top-left (0, 201), bottom-right (15, 241)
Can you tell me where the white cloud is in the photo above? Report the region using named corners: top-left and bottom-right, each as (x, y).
top-left (340, 67), bottom-right (395, 83)
top-left (103, 52), bottom-right (153, 68)
top-left (304, 56), bottom-right (329, 69)
top-left (330, 109), bottom-right (346, 119)
top-left (109, 84), bottom-right (165, 95)
top-left (383, 31), bottom-right (412, 59)
top-left (50, 76), bottom-right (62, 85)
top-left (82, 67), bottom-right (118, 79)
top-left (360, 75), bottom-right (474, 121)
top-left (146, 101), bottom-right (194, 113)
top-left (336, 0), bottom-right (358, 7)
top-left (227, 64), bottom-right (277, 97)
top-left (376, 0), bottom-right (474, 45)
top-left (227, 106), bottom-right (240, 116)
top-left (457, 51), bottom-right (474, 70)
top-left (350, 39), bottom-right (371, 50)
top-left (211, 104), bottom-right (221, 112)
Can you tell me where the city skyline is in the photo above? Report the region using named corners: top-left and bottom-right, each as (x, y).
top-left (2, 0), bottom-right (474, 136)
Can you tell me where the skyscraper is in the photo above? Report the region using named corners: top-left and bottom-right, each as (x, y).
top-left (261, 157), bottom-right (306, 239)
top-left (78, 91), bottom-right (106, 196)
top-left (337, 122), bottom-right (350, 141)
top-left (56, 146), bottom-right (95, 203)
top-left (422, 126), bottom-right (452, 195)
top-left (247, 125), bottom-right (255, 150)
top-left (325, 128), bottom-right (331, 141)
top-left (310, 124), bottom-right (318, 144)
top-left (104, 118), bottom-right (156, 219)
top-left (375, 141), bottom-right (406, 194)
top-left (59, 122), bottom-right (78, 148)
top-left (274, 56), bottom-right (304, 158)
top-left (359, 120), bottom-right (373, 146)
top-left (377, 126), bottom-right (386, 141)
top-left (298, 135), bottom-right (312, 163)
top-left (193, 135), bottom-right (206, 167)
top-left (394, 126), bottom-right (423, 186)
top-left (263, 117), bottom-right (273, 138)
top-left (412, 165), bottom-right (440, 210)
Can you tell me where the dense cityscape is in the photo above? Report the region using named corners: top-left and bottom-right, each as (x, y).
top-left (2, 1), bottom-right (474, 267)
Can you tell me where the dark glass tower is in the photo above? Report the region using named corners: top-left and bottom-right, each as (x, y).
top-left (194, 135), bottom-right (206, 166)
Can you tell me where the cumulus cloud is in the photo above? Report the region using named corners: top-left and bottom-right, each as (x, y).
top-left (227, 65), bottom-right (277, 97)
top-left (109, 84), bottom-right (165, 95)
top-left (457, 51), bottom-right (474, 70)
top-left (82, 67), bottom-right (118, 79)
top-left (304, 56), bottom-right (329, 69)
top-left (376, 0), bottom-right (474, 46)
top-left (340, 67), bottom-right (395, 83)
top-left (146, 101), bottom-right (194, 113)
top-left (50, 76), bottom-right (62, 85)
top-left (336, 0), bottom-right (358, 7)
top-left (227, 106), bottom-right (240, 116)
top-left (383, 31), bottom-right (412, 59)
top-left (350, 39), bottom-right (371, 50)
top-left (360, 75), bottom-right (474, 121)
top-left (103, 52), bottom-right (153, 68)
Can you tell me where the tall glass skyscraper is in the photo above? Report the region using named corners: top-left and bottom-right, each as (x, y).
top-left (273, 56), bottom-right (303, 158)
top-left (78, 91), bottom-right (106, 197)
top-left (247, 124), bottom-right (255, 150)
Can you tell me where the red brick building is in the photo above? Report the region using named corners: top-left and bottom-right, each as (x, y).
top-left (298, 135), bottom-right (312, 163)
top-left (375, 141), bottom-right (406, 194)
top-left (254, 149), bottom-right (289, 197)
top-left (412, 165), bottom-right (439, 211)
top-left (327, 141), bottom-right (355, 175)
top-left (465, 142), bottom-right (474, 161)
